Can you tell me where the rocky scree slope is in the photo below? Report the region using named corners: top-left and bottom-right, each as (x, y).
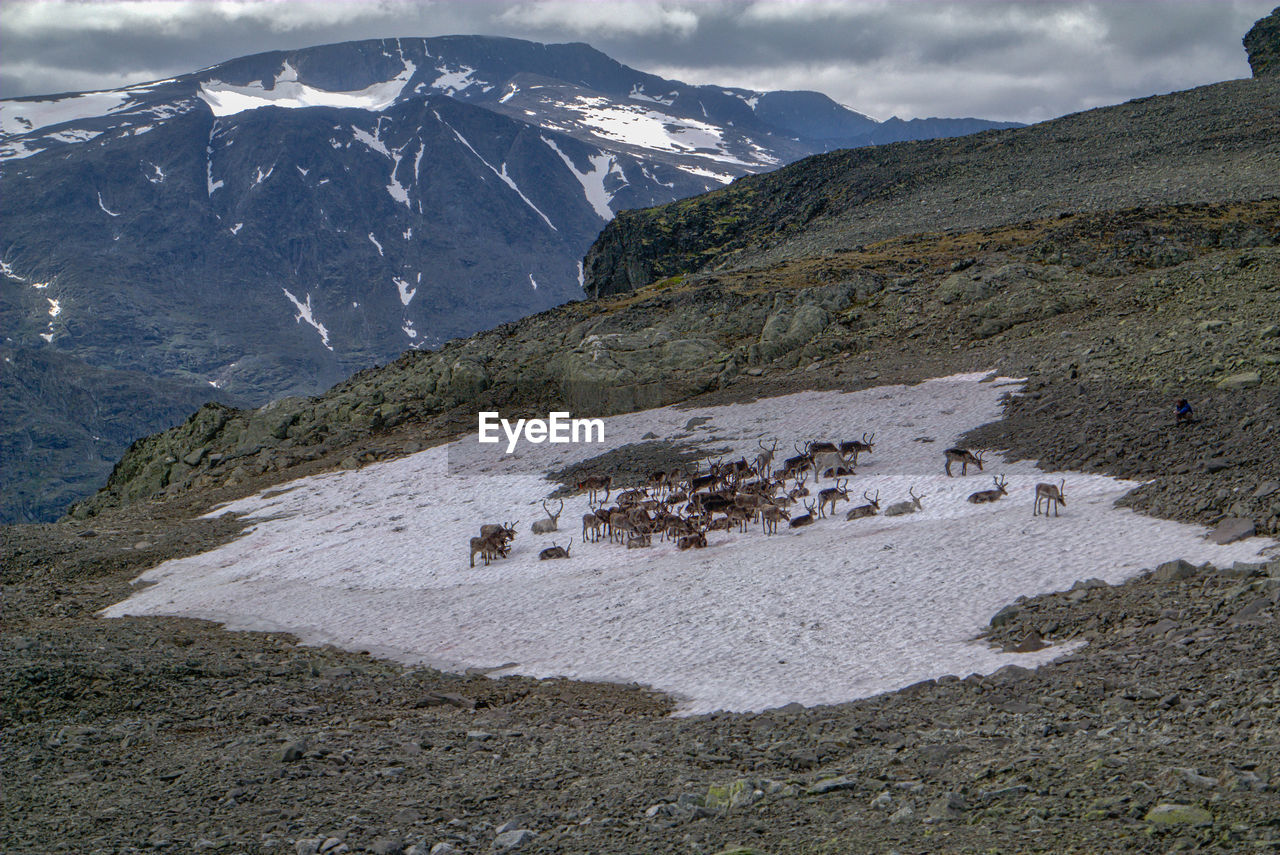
top-left (4, 493), bottom-right (1279, 854)
top-left (582, 76), bottom-right (1280, 297)
top-left (73, 200), bottom-right (1280, 539)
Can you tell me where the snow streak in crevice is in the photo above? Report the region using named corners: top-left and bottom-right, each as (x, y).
top-left (443, 120), bottom-right (557, 231)
top-left (281, 288), bottom-right (332, 350)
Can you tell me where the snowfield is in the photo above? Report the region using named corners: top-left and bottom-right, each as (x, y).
top-left (103, 373), bottom-right (1274, 715)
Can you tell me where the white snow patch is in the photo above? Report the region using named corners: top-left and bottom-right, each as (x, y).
top-left (393, 276), bottom-right (416, 306)
top-left (280, 288), bottom-right (332, 351)
top-left (47, 298), bottom-right (61, 318)
top-left (402, 227), bottom-right (413, 240)
top-left (1, 260), bottom-right (25, 282)
top-left (96, 192), bottom-right (120, 217)
top-left (577, 260), bottom-right (584, 290)
top-left (560, 95), bottom-right (759, 167)
top-left (230, 223), bottom-right (243, 235)
top-left (252, 165), bottom-right (274, 185)
top-left (528, 273), bottom-right (538, 290)
top-left (99, 374), bottom-right (1278, 715)
top-left (198, 59), bottom-right (416, 117)
top-left (350, 124), bottom-right (390, 157)
top-left (498, 84), bottom-right (519, 104)
top-left (402, 323), bottom-right (418, 339)
top-left (206, 145), bottom-right (223, 195)
top-left (431, 64), bottom-right (479, 95)
top-left (675, 163), bottom-right (736, 185)
top-left (0, 90), bottom-right (129, 136)
top-left (445, 124), bottom-right (557, 231)
top-left (47, 128), bottom-right (104, 145)
top-left (39, 333), bottom-right (54, 343)
top-left (368, 233), bottom-right (384, 256)
top-left (628, 84), bottom-right (676, 106)
top-left (542, 137), bottom-right (617, 221)
top-left (296, 165), bottom-right (309, 177)
top-left (147, 163), bottom-right (165, 183)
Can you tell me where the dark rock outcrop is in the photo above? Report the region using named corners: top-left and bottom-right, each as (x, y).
top-left (1245, 6), bottom-right (1280, 77)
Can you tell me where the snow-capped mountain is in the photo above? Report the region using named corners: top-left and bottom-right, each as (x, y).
top-left (0, 36), bottom-right (1018, 523)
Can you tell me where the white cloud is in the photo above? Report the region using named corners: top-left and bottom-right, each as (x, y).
top-left (1, 0), bottom-right (395, 36)
top-left (499, 0), bottom-right (698, 37)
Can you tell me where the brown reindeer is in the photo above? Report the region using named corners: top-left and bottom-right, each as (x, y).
top-left (968, 475), bottom-right (1009, 504)
top-left (944, 448), bottom-right (984, 477)
top-left (840, 432), bottom-right (876, 465)
top-left (469, 532), bottom-right (509, 568)
top-left (817, 478), bottom-right (850, 518)
top-left (1034, 480), bottom-right (1066, 517)
top-left (582, 504), bottom-right (604, 543)
top-left (576, 474), bottom-right (612, 504)
top-left (761, 504), bottom-right (790, 535)
top-left (789, 500), bottom-right (818, 528)
top-left (845, 490), bottom-right (880, 520)
top-left (539, 539), bottom-right (573, 560)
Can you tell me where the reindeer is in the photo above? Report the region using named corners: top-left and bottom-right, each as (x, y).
top-left (788, 472), bottom-right (810, 501)
top-left (944, 448), bottom-right (985, 477)
top-left (1033, 479), bottom-right (1066, 517)
top-left (677, 526), bottom-right (708, 550)
top-left (840, 432), bottom-right (875, 465)
top-left (789, 500), bottom-right (818, 528)
top-left (576, 474), bottom-right (612, 504)
top-left (479, 521), bottom-right (518, 547)
top-left (753, 438), bottom-right (779, 477)
top-left (626, 526), bottom-right (653, 548)
top-left (884, 487), bottom-right (925, 516)
top-left (531, 499), bottom-right (564, 534)
top-left (822, 464), bottom-right (856, 479)
top-left (968, 475), bottom-right (1009, 504)
top-left (846, 490), bottom-right (880, 520)
top-left (780, 443), bottom-right (813, 478)
top-left (761, 504), bottom-right (790, 535)
top-left (811, 448), bottom-right (850, 482)
top-left (469, 532), bottom-right (509, 568)
top-left (582, 504), bottom-right (605, 543)
top-left (539, 539), bottom-right (573, 560)
top-left (817, 478), bottom-right (850, 518)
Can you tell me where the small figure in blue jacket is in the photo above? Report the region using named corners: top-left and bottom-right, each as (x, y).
top-left (1175, 398), bottom-right (1194, 425)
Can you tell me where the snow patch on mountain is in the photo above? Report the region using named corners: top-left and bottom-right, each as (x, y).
top-left (281, 288), bottom-right (332, 350)
top-left (430, 63), bottom-right (481, 95)
top-left (198, 59), bottom-right (416, 117)
top-left (393, 276), bottom-right (416, 306)
top-left (628, 84), bottom-right (676, 106)
top-left (100, 374), bottom-right (1277, 715)
top-left (368, 233), bottom-right (384, 256)
top-left (542, 136), bottom-right (618, 221)
top-left (560, 96), bottom-right (759, 167)
top-left (0, 90), bottom-right (130, 136)
top-left (96, 193), bottom-right (120, 217)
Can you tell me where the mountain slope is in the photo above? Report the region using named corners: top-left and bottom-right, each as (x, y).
top-left (583, 76), bottom-right (1280, 296)
top-left (0, 36), bottom-right (1018, 523)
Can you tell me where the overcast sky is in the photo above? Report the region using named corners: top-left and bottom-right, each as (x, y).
top-left (1, 1), bottom-right (1272, 123)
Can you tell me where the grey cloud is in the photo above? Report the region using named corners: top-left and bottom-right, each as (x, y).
top-left (0, 0), bottom-right (1271, 124)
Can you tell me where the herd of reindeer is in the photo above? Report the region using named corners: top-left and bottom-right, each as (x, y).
top-left (467, 436), bottom-right (1068, 568)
